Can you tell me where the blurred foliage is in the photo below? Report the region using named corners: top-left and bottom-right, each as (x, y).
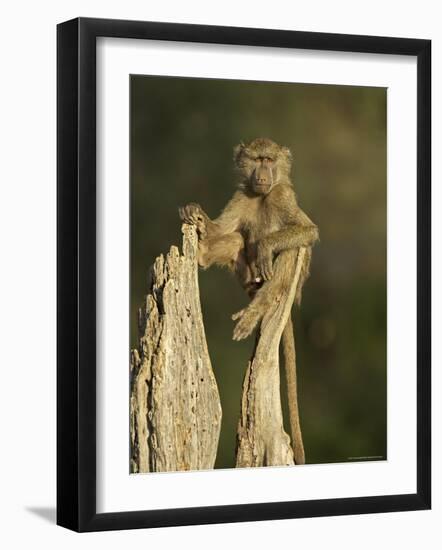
top-left (130, 75), bottom-right (387, 469)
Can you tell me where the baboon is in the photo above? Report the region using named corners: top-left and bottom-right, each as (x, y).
top-left (179, 138), bottom-right (319, 464)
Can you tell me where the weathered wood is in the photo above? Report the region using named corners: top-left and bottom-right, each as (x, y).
top-left (130, 224), bottom-right (222, 473)
top-left (236, 247), bottom-right (307, 468)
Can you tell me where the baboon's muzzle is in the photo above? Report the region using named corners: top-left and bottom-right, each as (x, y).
top-left (253, 164), bottom-right (274, 191)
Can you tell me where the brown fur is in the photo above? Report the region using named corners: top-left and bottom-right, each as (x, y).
top-left (179, 138), bottom-right (319, 464)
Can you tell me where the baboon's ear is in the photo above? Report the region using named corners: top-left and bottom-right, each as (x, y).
top-left (233, 142), bottom-right (245, 162)
top-left (281, 146), bottom-right (293, 164)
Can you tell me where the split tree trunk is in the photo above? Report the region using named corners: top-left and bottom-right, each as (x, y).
top-left (130, 224), bottom-right (222, 473)
top-left (236, 247), bottom-right (307, 468)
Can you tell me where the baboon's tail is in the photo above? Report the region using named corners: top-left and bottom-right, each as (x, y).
top-left (294, 247), bottom-right (312, 306)
top-left (282, 314), bottom-right (305, 465)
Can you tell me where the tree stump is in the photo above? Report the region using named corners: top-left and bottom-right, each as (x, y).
top-left (130, 224), bottom-right (222, 473)
top-left (236, 247), bottom-right (307, 468)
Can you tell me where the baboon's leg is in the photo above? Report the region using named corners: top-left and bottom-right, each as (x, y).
top-left (232, 250), bottom-right (294, 340)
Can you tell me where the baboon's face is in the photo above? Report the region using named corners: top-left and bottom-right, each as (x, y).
top-left (250, 155), bottom-right (276, 195)
top-left (234, 138), bottom-right (292, 196)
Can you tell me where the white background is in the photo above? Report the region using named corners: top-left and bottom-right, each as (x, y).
top-left (97, 39), bottom-right (417, 512)
top-left (0, 0), bottom-right (440, 548)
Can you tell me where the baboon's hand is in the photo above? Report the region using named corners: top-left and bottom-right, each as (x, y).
top-left (179, 203), bottom-right (207, 238)
top-left (179, 203), bottom-right (205, 224)
top-left (232, 307), bottom-right (260, 341)
top-left (256, 242), bottom-right (274, 281)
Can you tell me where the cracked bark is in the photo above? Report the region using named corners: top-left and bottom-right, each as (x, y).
top-left (130, 224), bottom-right (222, 473)
top-left (236, 247), bottom-right (307, 468)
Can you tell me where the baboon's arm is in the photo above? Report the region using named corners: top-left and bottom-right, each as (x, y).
top-left (179, 192), bottom-right (248, 271)
top-left (179, 191), bottom-right (245, 238)
top-left (262, 211), bottom-right (318, 255)
top-left (206, 191), bottom-right (246, 236)
top-left (257, 186), bottom-right (318, 280)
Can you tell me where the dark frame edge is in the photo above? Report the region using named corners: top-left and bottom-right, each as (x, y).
top-left (78, 16), bottom-right (429, 55)
top-left (80, 493), bottom-right (427, 532)
top-left (416, 39), bottom-right (431, 510)
top-left (57, 17), bottom-right (80, 531)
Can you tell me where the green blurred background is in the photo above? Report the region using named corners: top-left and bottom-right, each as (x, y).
top-left (130, 75), bottom-right (387, 469)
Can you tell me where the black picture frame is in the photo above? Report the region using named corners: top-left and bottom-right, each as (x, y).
top-left (57, 17), bottom-right (431, 532)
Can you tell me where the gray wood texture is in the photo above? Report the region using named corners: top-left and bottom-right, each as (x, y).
top-left (130, 225), bottom-right (222, 473)
top-left (236, 248), bottom-right (307, 468)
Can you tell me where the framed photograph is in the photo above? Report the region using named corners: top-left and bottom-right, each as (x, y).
top-left (57, 17), bottom-right (431, 532)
